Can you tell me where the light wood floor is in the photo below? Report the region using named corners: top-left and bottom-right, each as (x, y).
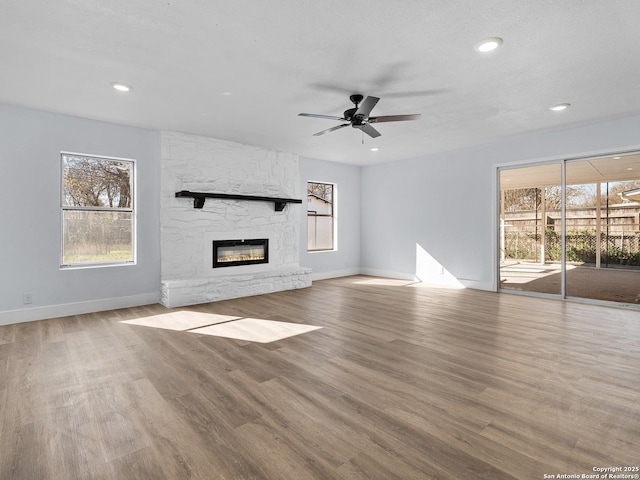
top-left (1, 275), bottom-right (639, 479)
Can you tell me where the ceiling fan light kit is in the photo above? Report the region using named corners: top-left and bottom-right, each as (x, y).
top-left (299, 94), bottom-right (421, 139)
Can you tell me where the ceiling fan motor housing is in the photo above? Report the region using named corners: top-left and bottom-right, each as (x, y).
top-left (352, 113), bottom-right (366, 126)
top-left (344, 107), bottom-right (357, 121)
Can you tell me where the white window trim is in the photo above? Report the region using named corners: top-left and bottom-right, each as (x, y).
top-left (60, 151), bottom-right (137, 269)
top-left (307, 180), bottom-right (338, 253)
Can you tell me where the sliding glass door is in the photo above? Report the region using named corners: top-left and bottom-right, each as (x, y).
top-left (499, 163), bottom-right (562, 296)
top-left (499, 153), bottom-right (640, 305)
top-left (565, 155), bottom-right (640, 303)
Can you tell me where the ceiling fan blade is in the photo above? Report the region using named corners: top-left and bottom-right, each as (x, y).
top-left (358, 123), bottom-right (381, 138)
top-left (354, 96), bottom-right (380, 118)
top-left (313, 123), bottom-right (350, 136)
top-left (299, 113), bottom-right (346, 121)
top-left (369, 114), bottom-right (421, 123)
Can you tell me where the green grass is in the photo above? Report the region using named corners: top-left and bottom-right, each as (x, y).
top-left (62, 246), bottom-right (132, 265)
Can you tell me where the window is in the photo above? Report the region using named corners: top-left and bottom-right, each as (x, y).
top-left (61, 153), bottom-right (135, 267)
top-left (307, 181), bottom-right (335, 251)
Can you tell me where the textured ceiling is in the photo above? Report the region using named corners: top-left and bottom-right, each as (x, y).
top-left (3, 1), bottom-right (640, 165)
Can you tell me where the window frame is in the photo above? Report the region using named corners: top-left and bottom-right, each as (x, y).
top-left (307, 181), bottom-right (337, 252)
top-left (60, 151), bottom-right (136, 269)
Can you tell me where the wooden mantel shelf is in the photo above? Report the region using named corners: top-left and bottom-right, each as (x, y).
top-left (175, 190), bottom-right (303, 211)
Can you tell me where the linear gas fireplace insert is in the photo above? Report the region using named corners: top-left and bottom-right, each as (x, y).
top-left (212, 239), bottom-right (269, 268)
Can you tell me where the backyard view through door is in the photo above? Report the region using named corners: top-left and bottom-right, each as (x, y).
top-left (499, 164), bottom-right (562, 296)
top-left (499, 154), bottom-right (640, 305)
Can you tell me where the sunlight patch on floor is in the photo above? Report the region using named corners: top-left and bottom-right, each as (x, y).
top-left (121, 311), bottom-right (322, 343)
top-left (499, 262), bottom-right (576, 284)
top-left (190, 318), bottom-right (322, 343)
top-left (500, 267), bottom-right (546, 273)
top-left (120, 311), bottom-right (240, 331)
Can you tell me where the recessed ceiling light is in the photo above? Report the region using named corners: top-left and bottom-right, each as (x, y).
top-left (221, 92), bottom-right (233, 96)
top-left (550, 103), bottom-right (570, 112)
top-left (111, 82), bottom-right (131, 92)
top-left (627, 167), bottom-right (633, 171)
top-left (613, 156), bottom-right (621, 160)
top-left (370, 147), bottom-right (379, 152)
top-left (475, 37), bottom-right (503, 53)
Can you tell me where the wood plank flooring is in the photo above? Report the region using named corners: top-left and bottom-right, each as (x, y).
top-left (1, 275), bottom-right (639, 479)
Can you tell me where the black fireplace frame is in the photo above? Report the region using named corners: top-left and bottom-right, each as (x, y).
top-left (212, 239), bottom-right (269, 268)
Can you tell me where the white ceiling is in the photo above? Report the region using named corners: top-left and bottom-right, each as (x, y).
top-left (3, 1), bottom-right (640, 166)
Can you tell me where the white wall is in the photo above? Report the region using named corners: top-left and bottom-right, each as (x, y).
top-left (361, 151), bottom-right (493, 288)
top-left (299, 157), bottom-right (361, 280)
top-left (361, 114), bottom-right (640, 290)
top-left (0, 104), bottom-right (161, 324)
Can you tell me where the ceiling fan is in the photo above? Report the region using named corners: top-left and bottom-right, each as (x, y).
top-left (299, 94), bottom-right (421, 138)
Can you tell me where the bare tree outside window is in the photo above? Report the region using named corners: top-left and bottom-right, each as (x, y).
top-left (61, 153), bottom-right (135, 266)
top-left (307, 181), bottom-right (335, 251)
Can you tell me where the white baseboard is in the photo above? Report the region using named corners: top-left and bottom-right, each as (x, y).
top-left (311, 268), bottom-right (362, 281)
top-left (457, 278), bottom-right (494, 291)
top-left (0, 292), bottom-right (161, 326)
top-left (360, 268), bottom-right (494, 292)
top-left (359, 268), bottom-right (418, 282)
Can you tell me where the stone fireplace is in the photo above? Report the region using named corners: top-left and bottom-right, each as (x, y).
top-left (212, 239), bottom-right (269, 268)
top-left (160, 131), bottom-right (312, 308)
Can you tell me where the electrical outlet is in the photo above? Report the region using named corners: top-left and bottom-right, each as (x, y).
top-left (23, 292), bottom-right (33, 304)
